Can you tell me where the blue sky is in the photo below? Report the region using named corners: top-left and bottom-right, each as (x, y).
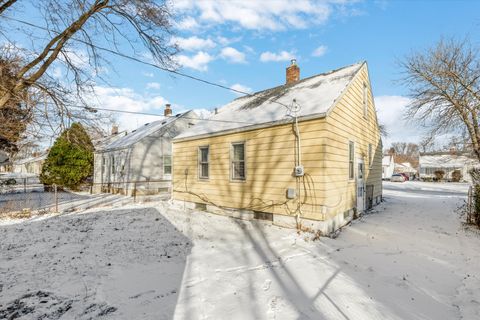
top-left (8, 0), bottom-right (480, 147)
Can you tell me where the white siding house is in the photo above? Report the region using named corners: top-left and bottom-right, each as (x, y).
top-left (419, 153), bottom-right (478, 182)
top-left (382, 155), bottom-right (394, 180)
top-left (12, 153), bottom-right (47, 175)
top-left (93, 110), bottom-right (198, 195)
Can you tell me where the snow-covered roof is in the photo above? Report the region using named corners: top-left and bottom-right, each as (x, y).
top-left (175, 62), bottom-right (364, 140)
top-left (98, 112), bottom-right (190, 151)
top-left (14, 153), bottom-right (47, 165)
top-left (420, 154), bottom-right (477, 168)
top-left (382, 155), bottom-right (393, 166)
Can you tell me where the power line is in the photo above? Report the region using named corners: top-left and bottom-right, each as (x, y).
top-left (4, 15), bottom-right (291, 109)
top-left (68, 104), bottom-right (254, 125)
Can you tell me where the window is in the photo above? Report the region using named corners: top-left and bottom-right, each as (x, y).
top-left (349, 141), bottom-right (354, 180)
top-left (163, 155), bottom-right (172, 175)
top-left (368, 144), bottom-right (373, 168)
top-left (198, 146), bottom-right (209, 179)
top-left (363, 83), bottom-right (368, 119)
top-left (110, 155), bottom-right (115, 175)
top-left (231, 142), bottom-right (246, 180)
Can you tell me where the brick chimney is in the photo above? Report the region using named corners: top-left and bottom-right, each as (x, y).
top-left (164, 103), bottom-right (172, 117)
top-left (111, 125), bottom-right (118, 135)
top-left (286, 59), bottom-right (300, 84)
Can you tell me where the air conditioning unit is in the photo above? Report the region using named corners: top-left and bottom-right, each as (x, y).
top-left (294, 165), bottom-right (304, 177)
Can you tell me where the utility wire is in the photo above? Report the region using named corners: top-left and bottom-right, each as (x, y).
top-left (4, 15), bottom-right (289, 110)
top-left (67, 104), bottom-right (254, 124)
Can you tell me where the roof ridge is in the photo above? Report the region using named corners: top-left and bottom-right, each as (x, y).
top-left (232, 61), bottom-right (364, 101)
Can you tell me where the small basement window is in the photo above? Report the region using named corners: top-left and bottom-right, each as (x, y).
top-left (231, 142), bottom-right (246, 181)
top-left (163, 155), bottom-right (172, 175)
top-left (198, 146), bottom-right (209, 179)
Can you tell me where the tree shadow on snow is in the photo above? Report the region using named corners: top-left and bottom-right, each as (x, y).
top-left (0, 207), bottom-right (191, 320)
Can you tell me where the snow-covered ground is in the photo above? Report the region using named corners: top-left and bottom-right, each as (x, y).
top-left (0, 181), bottom-right (478, 319)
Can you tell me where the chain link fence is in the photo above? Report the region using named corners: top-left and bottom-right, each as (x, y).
top-left (0, 175), bottom-right (171, 218)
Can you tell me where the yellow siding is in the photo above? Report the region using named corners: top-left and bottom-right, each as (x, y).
top-left (172, 63), bottom-right (382, 221)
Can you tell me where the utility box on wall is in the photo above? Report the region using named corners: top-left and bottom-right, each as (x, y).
top-left (286, 188), bottom-right (296, 199)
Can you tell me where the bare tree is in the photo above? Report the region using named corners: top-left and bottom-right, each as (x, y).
top-left (400, 37), bottom-right (480, 161)
top-left (0, 0), bottom-right (178, 151)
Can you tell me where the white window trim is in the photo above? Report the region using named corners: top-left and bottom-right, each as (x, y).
top-left (230, 141), bottom-right (246, 182)
top-left (348, 140), bottom-right (355, 181)
top-left (198, 146), bottom-right (209, 180)
top-left (163, 155), bottom-right (172, 176)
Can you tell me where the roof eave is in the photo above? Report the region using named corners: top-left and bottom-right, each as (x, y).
top-left (173, 112), bottom-right (327, 142)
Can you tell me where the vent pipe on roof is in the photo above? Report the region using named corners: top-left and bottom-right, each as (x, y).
top-left (164, 103), bottom-right (172, 117)
top-left (286, 59), bottom-right (300, 84)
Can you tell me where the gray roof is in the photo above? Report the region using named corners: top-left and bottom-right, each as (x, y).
top-left (175, 62), bottom-right (364, 141)
top-left (98, 111), bottom-right (191, 152)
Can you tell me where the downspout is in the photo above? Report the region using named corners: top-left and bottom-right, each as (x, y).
top-left (292, 99), bottom-right (303, 228)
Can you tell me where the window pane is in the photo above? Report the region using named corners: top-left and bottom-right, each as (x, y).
top-left (233, 161), bottom-right (245, 179)
top-left (201, 148), bottom-right (208, 162)
top-left (201, 163), bottom-right (209, 178)
top-left (233, 144), bottom-right (244, 161)
top-left (164, 156), bottom-right (172, 165)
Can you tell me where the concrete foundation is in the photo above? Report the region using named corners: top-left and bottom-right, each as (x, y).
top-left (171, 199), bottom-right (361, 236)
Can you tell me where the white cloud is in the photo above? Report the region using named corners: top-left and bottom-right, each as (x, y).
top-left (172, 0), bottom-right (358, 31)
top-left (142, 71), bottom-right (154, 78)
top-left (146, 82), bottom-right (161, 90)
top-left (230, 83), bottom-right (252, 96)
top-left (220, 47), bottom-right (246, 64)
top-left (260, 50), bottom-right (295, 62)
top-left (175, 16), bottom-right (200, 30)
top-left (375, 95), bottom-right (426, 148)
top-left (91, 86), bottom-right (171, 131)
top-left (170, 36), bottom-right (216, 51)
top-left (175, 51), bottom-right (214, 71)
top-left (312, 45), bottom-right (328, 57)
top-left (51, 67), bottom-right (62, 79)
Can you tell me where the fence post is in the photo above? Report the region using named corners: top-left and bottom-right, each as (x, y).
top-left (54, 184), bottom-right (58, 213)
top-left (24, 178), bottom-right (26, 193)
top-left (133, 182), bottom-right (137, 203)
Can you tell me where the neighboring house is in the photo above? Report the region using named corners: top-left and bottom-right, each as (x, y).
top-left (12, 152), bottom-right (47, 175)
top-left (93, 106), bottom-right (198, 195)
top-left (172, 60), bottom-right (383, 234)
top-left (419, 153), bottom-right (478, 182)
top-left (394, 162), bottom-right (418, 179)
top-left (382, 155), bottom-right (395, 180)
top-left (0, 151), bottom-right (10, 173)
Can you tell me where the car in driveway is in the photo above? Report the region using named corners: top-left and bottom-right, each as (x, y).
top-left (399, 173), bottom-right (410, 181)
top-left (391, 174), bottom-right (405, 182)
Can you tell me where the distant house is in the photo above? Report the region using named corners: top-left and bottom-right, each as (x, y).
top-left (0, 151), bottom-right (10, 173)
top-left (12, 152), bottom-right (47, 176)
top-left (419, 153), bottom-right (478, 182)
top-left (382, 155), bottom-right (395, 180)
top-left (93, 106), bottom-right (198, 195)
top-left (394, 162), bottom-right (417, 179)
top-left (172, 61), bottom-right (383, 234)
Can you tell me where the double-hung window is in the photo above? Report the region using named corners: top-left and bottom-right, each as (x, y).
top-left (198, 146), bottom-right (209, 179)
top-left (231, 142), bottom-right (246, 180)
top-left (163, 155), bottom-right (172, 175)
top-left (348, 141), bottom-right (354, 180)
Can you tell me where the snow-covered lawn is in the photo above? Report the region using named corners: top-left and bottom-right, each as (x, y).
top-left (1, 181), bottom-right (479, 319)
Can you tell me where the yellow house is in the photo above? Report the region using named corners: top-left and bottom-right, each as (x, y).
top-left (172, 61), bottom-right (382, 234)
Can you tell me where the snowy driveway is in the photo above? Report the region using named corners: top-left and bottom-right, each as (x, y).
top-left (1, 182), bottom-right (479, 319)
